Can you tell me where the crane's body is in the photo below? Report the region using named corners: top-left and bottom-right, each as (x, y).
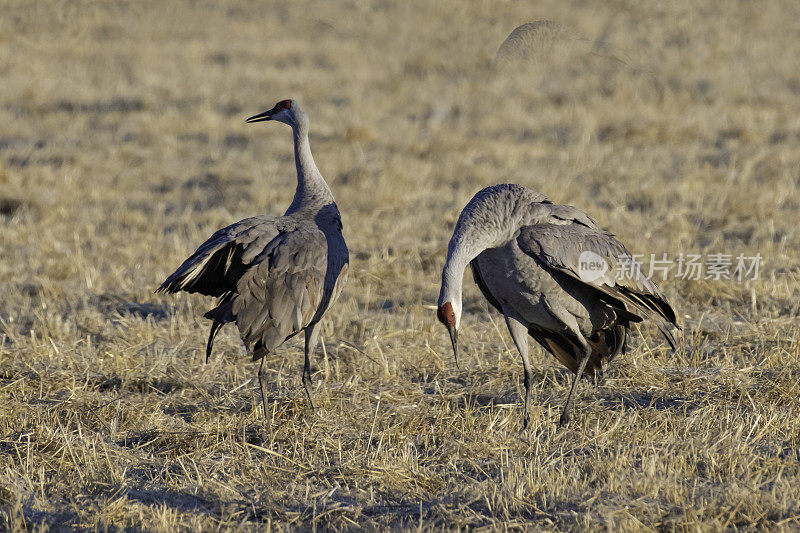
top-left (437, 184), bottom-right (678, 427)
top-left (158, 100), bottom-right (348, 418)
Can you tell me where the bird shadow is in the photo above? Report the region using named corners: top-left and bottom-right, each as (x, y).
top-left (123, 487), bottom-right (213, 515)
top-left (7, 508), bottom-right (78, 532)
top-left (89, 375), bottom-right (182, 395)
top-left (442, 388), bottom-right (520, 410)
top-left (162, 403), bottom-right (200, 422)
top-left (597, 390), bottom-right (697, 412)
top-left (93, 293), bottom-right (171, 321)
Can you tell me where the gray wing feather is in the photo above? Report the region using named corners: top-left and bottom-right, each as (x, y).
top-left (161, 213), bottom-right (349, 359)
top-left (529, 202), bottom-right (600, 229)
top-left (157, 216), bottom-right (280, 297)
top-left (517, 220), bottom-right (679, 341)
top-left (233, 228), bottom-right (347, 359)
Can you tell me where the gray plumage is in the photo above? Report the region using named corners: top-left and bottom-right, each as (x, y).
top-left (494, 21), bottom-right (586, 68)
top-left (158, 99), bottom-right (348, 417)
top-left (436, 184), bottom-right (678, 427)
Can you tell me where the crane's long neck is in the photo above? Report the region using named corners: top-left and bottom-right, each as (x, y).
top-left (438, 196), bottom-right (518, 324)
top-left (438, 185), bottom-right (542, 323)
top-left (438, 228), bottom-right (493, 310)
top-left (286, 121), bottom-right (334, 214)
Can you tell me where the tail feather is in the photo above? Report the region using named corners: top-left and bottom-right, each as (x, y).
top-left (600, 325), bottom-right (628, 362)
top-left (529, 324), bottom-right (628, 377)
top-left (206, 321), bottom-right (224, 363)
top-left (596, 287), bottom-right (679, 352)
top-left (616, 287), bottom-right (679, 333)
top-left (157, 241), bottom-right (247, 297)
top-left (656, 321), bottom-right (677, 350)
top-left (528, 328), bottom-right (603, 376)
top-left (203, 297), bottom-right (236, 363)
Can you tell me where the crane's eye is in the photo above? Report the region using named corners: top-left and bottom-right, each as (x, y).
top-left (436, 303), bottom-right (455, 326)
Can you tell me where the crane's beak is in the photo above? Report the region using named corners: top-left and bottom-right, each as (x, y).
top-left (246, 109), bottom-right (274, 123)
top-left (446, 324), bottom-right (459, 369)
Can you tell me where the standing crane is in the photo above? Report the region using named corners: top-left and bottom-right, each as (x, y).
top-left (436, 184), bottom-right (678, 427)
top-left (158, 99), bottom-right (349, 419)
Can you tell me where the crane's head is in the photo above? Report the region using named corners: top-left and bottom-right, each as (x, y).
top-left (436, 300), bottom-right (461, 369)
top-left (246, 99), bottom-right (306, 128)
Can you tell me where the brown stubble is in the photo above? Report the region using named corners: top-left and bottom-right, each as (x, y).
top-left (1, 0), bottom-right (800, 530)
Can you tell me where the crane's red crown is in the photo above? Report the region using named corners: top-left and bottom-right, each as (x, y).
top-left (278, 99), bottom-right (292, 110)
top-left (437, 302), bottom-right (455, 327)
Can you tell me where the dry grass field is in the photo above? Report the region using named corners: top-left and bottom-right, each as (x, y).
top-left (2, 0), bottom-right (800, 530)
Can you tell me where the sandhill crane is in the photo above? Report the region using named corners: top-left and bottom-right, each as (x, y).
top-left (493, 21), bottom-right (628, 70)
top-left (493, 21), bottom-right (586, 68)
top-left (436, 184), bottom-right (678, 428)
top-left (158, 99), bottom-right (349, 418)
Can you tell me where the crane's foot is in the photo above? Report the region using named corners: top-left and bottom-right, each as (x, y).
top-left (258, 392), bottom-right (273, 427)
top-left (558, 411), bottom-right (571, 428)
top-left (521, 399), bottom-right (531, 433)
top-left (259, 408), bottom-right (274, 432)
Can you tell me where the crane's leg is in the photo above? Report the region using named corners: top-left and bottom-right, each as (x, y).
top-left (256, 356), bottom-right (269, 421)
top-left (559, 343), bottom-right (592, 427)
top-left (302, 323), bottom-right (321, 412)
top-left (504, 309), bottom-right (533, 431)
